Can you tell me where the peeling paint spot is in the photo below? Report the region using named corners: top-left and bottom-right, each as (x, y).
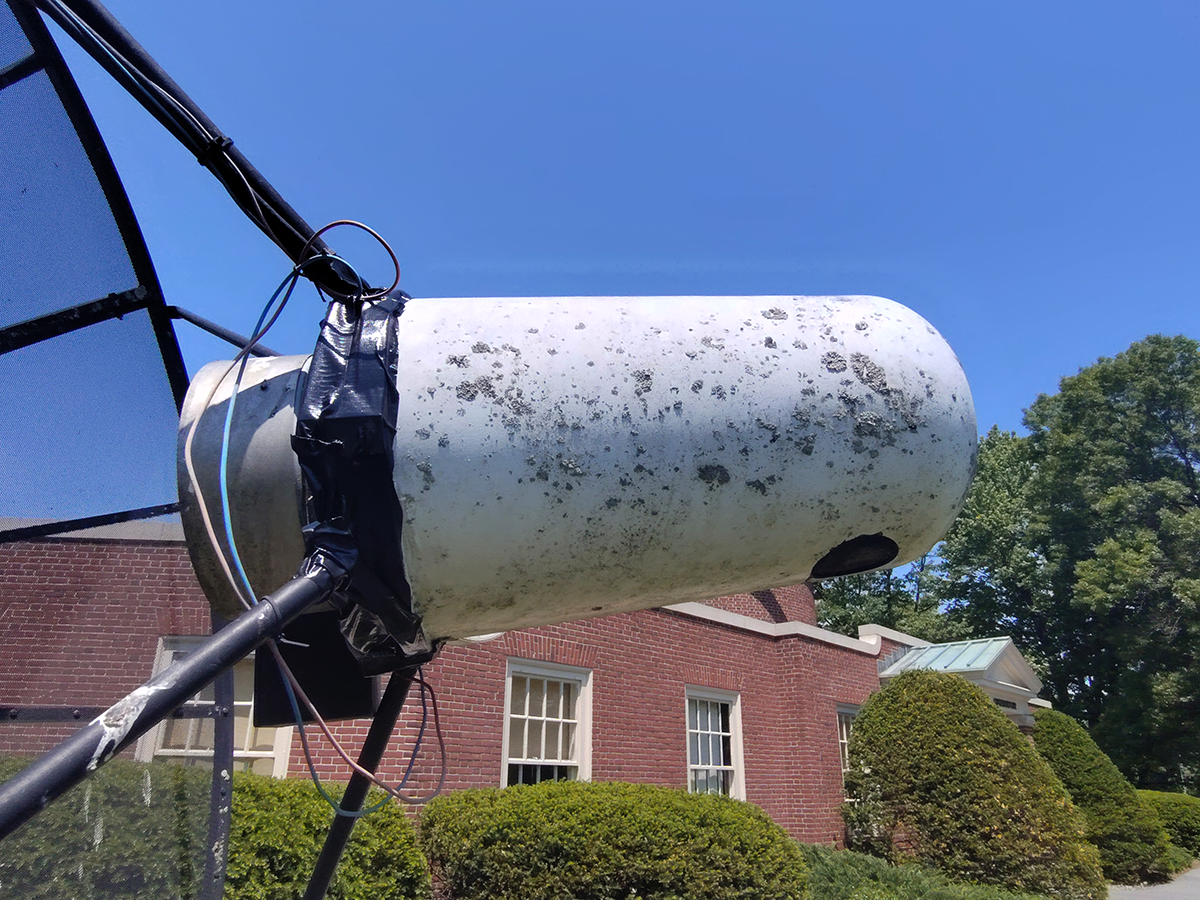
top-left (762, 307), bottom-right (788, 320)
top-left (691, 380), bottom-right (703, 393)
top-left (416, 428), bottom-right (431, 440)
top-left (471, 342), bottom-right (492, 354)
top-left (447, 355), bottom-right (468, 367)
top-left (764, 337), bottom-right (777, 349)
top-left (633, 370), bottom-right (653, 396)
top-left (575, 322), bottom-right (587, 330)
top-left (456, 377), bottom-right (497, 401)
top-left (793, 340), bottom-right (807, 350)
top-left (746, 479), bottom-right (768, 495)
top-left (711, 385), bottom-right (727, 400)
top-left (850, 353), bottom-right (889, 393)
top-left (416, 462), bottom-right (435, 491)
top-left (560, 458), bottom-right (586, 477)
top-left (697, 464), bottom-right (731, 486)
top-left (822, 352), bottom-right (847, 373)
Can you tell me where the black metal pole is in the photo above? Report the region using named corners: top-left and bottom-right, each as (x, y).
top-left (199, 614), bottom-right (235, 900)
top-left (0, 568), bottom-right (336, 840)
top-left (303, 668), bottom-right (417, 900)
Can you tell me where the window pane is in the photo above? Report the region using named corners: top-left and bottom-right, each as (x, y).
top-left (689, 731), bottom-right (699, 765)
top-left (511, 677), bottom-right (527, 714)
top-left (688, 698), bottom-right (698, 730)
top-left (195, 717), bottom-right (215, 751)
top-left (233, 663), bottom-right (255, 702)
top-left (565, 721), bottom-right (577, 759)
top-left (161, 718), bottom-right (192, 751)
top-left (509, 717), bottom-right (525, 758)
top-left (528, 720), bottom-right (543, 759)
top-left (563, 683), bottom-right (576, 719)
top-left (232, 710), bottom-right (249, 750)
top-left (545, 721), bottom-right (560, 760)
top-left (530, 679), bottom-right (545, 717)
top-left (546, 681), bottom-right (562, 718)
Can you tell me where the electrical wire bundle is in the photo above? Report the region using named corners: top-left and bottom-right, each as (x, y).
top-left (181, 221), bottom-right (446, 815)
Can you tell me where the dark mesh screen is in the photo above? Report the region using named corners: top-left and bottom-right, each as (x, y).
top-left (0, 2), bottom-right (31, 69)
top-left (0, 6), bottom-right (216, 891)
top-left (0, 3), bottom-right (184, 523)
top-left (0, 310), bottom-right (179, 519)
top-left (0, 68), bottom-right (137, 329)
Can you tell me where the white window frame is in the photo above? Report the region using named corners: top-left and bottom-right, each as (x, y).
top-left (501, 658), bottom-right (592, 787)
top-left (684, 685), bottom-right (745, 800)
top-left (836, 704), bottom-right (859, 775)
top-left (134, 637), bottom-right (292, 778)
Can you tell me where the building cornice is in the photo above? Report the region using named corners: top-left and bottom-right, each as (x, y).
top-left (663, 602), bottom-right (883, 655)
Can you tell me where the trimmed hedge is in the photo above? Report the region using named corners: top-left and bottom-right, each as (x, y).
top-left (800, 844), bottom-right (1049, 900)
top-left (842, 670), bottom-right (1106, 900)
top-left (226, 771), bottom-right (429, 900)
top-left (1031, 708), bottom-right (1171, 883)
top-left (0, 756), bottom-right (211, 899)
top-left (420, 779), bottom-right (808, 900)
top-left (0, 758), bottom-right (429, 899)
top-left (1139, 790), bottom-right (1200, 857)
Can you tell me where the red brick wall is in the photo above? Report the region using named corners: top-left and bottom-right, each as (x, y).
top-left (0, 537), bottom-right (879, 844)
top-left (701, 583), bottom-right (817, 625)
top-left (0, 538), bottom-right (210, 757)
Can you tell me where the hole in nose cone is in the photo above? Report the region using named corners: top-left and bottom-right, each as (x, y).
top-left (811, 533), bottom-right (899, 579)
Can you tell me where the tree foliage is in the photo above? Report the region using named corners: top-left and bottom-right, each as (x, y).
top-left (939, 336), bottom-right (1200, 790)
top-left (842, 670), bottom-right (1105, 900)
top-left (813, 556), bottom-right (970, 644)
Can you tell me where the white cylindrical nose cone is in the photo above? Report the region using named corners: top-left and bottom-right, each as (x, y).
top-left (394, 295), bottom-right (975, 638)
top-left (179, 295), bottom-right (976, 640)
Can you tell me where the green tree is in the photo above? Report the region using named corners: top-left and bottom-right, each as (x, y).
top-left (813, 555), bottom-right (970, 643)
top-left (937, 336), bottom-right (1200, 790)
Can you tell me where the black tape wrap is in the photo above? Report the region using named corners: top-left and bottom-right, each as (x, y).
top-left (292, 294), bottom-right (434, 674)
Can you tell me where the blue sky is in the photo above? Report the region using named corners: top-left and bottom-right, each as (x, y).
top-left (50, 0), bottom-right (1200, 437)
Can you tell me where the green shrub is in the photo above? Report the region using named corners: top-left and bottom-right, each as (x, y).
top-left (0, 758), bottom-right (429, 899)
top-left (0, 756), bottom-right (211, 899)
top-left (1139, 790), bottom-right (1200, 857)
top-left (1032, 708), bottom-right (1171, 883)
top-left (800, 844), bottom-right (1049, 900)
top-left (1155, 842), bottom-right (1195, 876)
top-left (226, 771), bottom-right (429, 900)
top-left (842, 670), bottom-right (1106, 900)
top-left (420, 779), bottom-right (808, 900)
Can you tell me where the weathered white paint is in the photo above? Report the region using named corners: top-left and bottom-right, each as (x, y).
top-left (180, 295), bottom-right (977, 640)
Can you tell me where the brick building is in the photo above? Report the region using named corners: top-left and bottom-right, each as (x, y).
top-left (0, 521), bottom-right (946, 845)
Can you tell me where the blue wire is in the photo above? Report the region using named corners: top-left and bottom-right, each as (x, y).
top-left (216, 252), bottom-right (368, 603)
top-left (218, 269), bottom-right (301, 603)
top-left (217, 253), bottom-right (391, 817)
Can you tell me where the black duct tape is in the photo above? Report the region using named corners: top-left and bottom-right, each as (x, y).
top-left (292, 294), bottom-right (435, 674)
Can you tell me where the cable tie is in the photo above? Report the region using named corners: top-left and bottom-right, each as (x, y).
top-left (196, 134), bottom-right (234, 167)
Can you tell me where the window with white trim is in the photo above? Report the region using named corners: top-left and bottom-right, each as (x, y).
top-left (837, 704), bottom-right (859, 774)
top-left (503, 660), bottom-right (591, 786)
top-left (685, 687), bottom-right (744, 799)
top-left (135, 637), bottom-right (292, 777)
